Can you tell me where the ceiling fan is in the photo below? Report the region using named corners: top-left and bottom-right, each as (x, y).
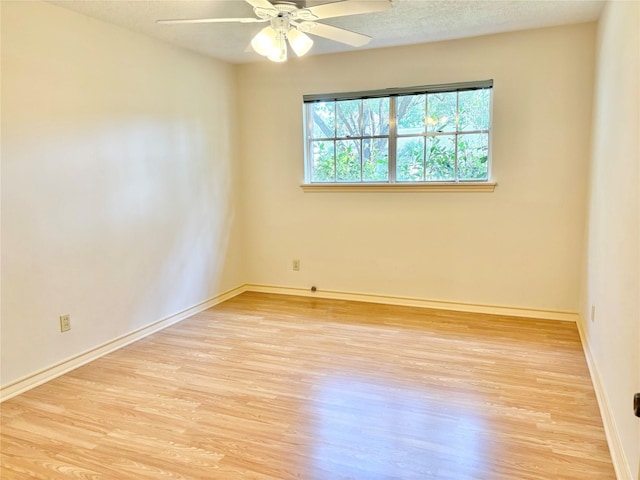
top-left (157, 0), bottom-right (392, 63)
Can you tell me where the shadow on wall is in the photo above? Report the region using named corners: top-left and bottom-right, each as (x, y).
top-left (120, 118), bottom-right (240, 332)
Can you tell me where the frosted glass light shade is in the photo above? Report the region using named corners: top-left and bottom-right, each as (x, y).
top-left (267, 34), bottom-right (287, 62)
top-left (251, 26), bottom-right (277, 57)
top-left (288, 28), bottom-right (313, 57)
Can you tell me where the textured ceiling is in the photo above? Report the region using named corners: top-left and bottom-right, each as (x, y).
top-left (47, 0), bottom-right (605, 64)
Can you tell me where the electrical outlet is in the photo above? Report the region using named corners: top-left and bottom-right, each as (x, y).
top-left (59, 314), bottom-right (71, 332)
top-left (293, 259), bottom-right (300, 271)
top-left (591, 305), bottom-right (596, 322)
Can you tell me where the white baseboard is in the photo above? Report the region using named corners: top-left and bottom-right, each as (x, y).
top-left (245, 284), bottom-right (580, 322)
top-left (576, 317), bottom-right (632, 480)
top-left (0, 285), bottom-right (246, 403)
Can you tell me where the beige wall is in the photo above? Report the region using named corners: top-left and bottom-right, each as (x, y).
top-left (581, 1), bottom-right (640, 477)
top-left (1, 1), bottom-right (244, 386)
top-left (237, 24), bottom-right (595, 312)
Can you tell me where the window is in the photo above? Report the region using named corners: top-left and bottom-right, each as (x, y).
top-left (303, 80), bottom-right (493, 188)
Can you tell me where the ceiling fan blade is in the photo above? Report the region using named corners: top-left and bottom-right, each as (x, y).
top-left (303, 0), bottom-right (391, 20)
top-left (244, 0), bottom-right (277, 11)
top-left (157, 17), bottom-right (267, 24)
top-left (302, 22), bottom-right (371, 47)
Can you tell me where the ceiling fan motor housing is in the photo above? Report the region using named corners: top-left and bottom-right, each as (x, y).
top-left (255, 2), bottom-right (317, 21)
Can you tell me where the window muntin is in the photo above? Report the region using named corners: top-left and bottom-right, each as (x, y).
top-left (304, 81), bottom-right (492, 185)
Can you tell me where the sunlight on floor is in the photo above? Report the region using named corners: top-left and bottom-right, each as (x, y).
top-left (312, 375), bottom-right (486, 478)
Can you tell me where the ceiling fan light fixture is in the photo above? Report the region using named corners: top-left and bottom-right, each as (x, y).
top-left (287, 28), bottom-right (313, 57)
top-left (251, 26), bottom-right (277, 56)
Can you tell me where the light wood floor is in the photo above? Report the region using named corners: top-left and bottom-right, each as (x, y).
top-left (1, 292), bottom-right (615, 479)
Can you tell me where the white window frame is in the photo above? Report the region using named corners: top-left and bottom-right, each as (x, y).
top-left (302, 80), bottom-right (496, 192)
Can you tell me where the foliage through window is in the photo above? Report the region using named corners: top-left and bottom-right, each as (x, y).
top-left (303, 81), bottom-right (492, 184)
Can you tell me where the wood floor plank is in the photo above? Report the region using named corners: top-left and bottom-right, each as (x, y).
top-left (1, 292), bottom-right (615, 479)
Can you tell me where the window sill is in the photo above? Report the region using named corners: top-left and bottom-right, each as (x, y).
top-left (300, 182), bottom-right (497, 193)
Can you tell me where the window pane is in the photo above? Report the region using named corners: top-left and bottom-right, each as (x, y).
top-left (457, 133), bottom-right (489, 180)
top-left (311, 141), bottom-right (335, 182)
top-left (425, 135), bottom-right (455, 180)
top-left (363, 138), bottom-right (389, 182)
top-left (336, 139), bottom-right (361, 182)
top-left (397, 95), bottom-right (426, 135)
top-left (458, 90), bottom-right (490, 132)
top-left (336, 100), bottom-right (361, 138)
top-left (396, 137), bottom-right (425, 181)
top-left (362, 98), bottom-right (389, 136)
top-left (311, 102), bottom-right (335, 139)
top-left (427, 92), bottom-right (457, 133)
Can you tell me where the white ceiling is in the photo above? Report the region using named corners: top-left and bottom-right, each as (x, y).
top-left (48, 0), bottom-right (605, 64)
